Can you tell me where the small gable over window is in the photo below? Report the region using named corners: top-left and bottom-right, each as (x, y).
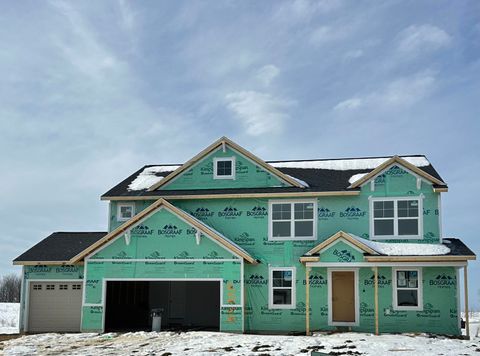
top-left (213, 157), bottom-right (235, 180)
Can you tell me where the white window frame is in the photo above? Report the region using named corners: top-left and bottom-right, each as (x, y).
top-left (268, 266), bottom-right (296, 309)
top-left (117, 203), bottom-right (135, 222)
top-left (392, 267), bottom-right (423, 311)
top-left (213, 157), bottom-right (236, 180)
top-left (369, 196), bottom-right (423, 240)
top-left (268, 199), bottom-right (318, 241)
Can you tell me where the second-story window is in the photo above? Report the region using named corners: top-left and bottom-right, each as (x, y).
top-left (370, 197), bottom-right (422, 239)
top-left (117, 203), bottom-right (135, 222)
top-left (269, 200), bottom-right (317, 240)
top-left (213, 157), bottom-right (236, 179)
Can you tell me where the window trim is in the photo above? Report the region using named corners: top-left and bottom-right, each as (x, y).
top-left (268, 266), bottom-right (296, 309)
top-left (117, 203), bottom-right (135, 222)
top-left (369, 196), bottom-right (423, 240)
top-left (213, 157), bottom-right (236, 180)
top-left (268, 199), bottom-right (318, 241)
top-left (392, 267), bottom-right (423, 311)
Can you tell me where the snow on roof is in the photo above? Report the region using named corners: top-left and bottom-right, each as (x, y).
top-left (285, 174), bottom-right (309, 187)
top-left (270, 156), bottom-right (430, 171)
top-left (349, 234), bottom-right (450, 256)
top-left (348, 173), bottom-right (368, 184)
top-left (128, 165), bottom-right (181, 191)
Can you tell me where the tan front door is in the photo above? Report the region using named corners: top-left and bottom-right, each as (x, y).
top-left (331, 271), bottom-right (355, 323)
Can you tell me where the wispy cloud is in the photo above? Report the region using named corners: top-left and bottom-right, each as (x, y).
top-left (334, 71), bottom-right (437, 111)
top-left (225, 91), bottom-right (294, 136)
top-left (396, 24), bottom-right (452, 55)
top-left (273, 0), bottom-right (343, 24)
top-left (256, 65), bottom-right (280, 87)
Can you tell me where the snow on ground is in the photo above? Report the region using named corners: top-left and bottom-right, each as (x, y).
top-left (1, 306), bottom-right (478, 355)
top-left (0, 303), bottom-right (19, 335)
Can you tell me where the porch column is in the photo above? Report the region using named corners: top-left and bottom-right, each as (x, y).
top-left (374, 266), bottom-right (379, 335)
top-left (306, 266), bottom-right (311, 336)
top-left (464, 265), bottom-right (470, 339)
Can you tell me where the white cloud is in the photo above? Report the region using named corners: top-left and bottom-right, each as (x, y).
top-left (397, 24), bottom-right (452, 55)
top-left (334, 71), bottom-right (436, 111)
top-left (344, 49), bottom-right (364, 60)
top-left (309, 24), bottom-right (352, 46)
top-left (256, 65), bottom-right (280, 86)
top-left (225, 91), bottom-right (294, 136)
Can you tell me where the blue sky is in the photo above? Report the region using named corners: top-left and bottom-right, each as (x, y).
top-left (1, 1), bottom-right (479, 307)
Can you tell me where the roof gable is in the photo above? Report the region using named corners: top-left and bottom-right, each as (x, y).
top-left (348, 156), bottom-right (445, 189)
top-left (147, 137), bottom-right (303, 191)
top-left (70, 198), bottom-right (257, 264)
top-left (306, 231), bottom-right (378, 257)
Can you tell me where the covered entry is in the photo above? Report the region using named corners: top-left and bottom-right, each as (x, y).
top-left (105, 280), bottom-right (220, 331)
top-left (27, 281), bottom-right (83, 332)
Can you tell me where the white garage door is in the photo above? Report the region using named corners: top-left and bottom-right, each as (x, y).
top-left (28, 281), bottom-right (82, 332)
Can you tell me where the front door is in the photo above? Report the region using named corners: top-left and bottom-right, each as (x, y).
top-left (331, 271), bottom-right (356, 323)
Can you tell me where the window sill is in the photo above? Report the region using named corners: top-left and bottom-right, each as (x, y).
top-left (370, 235), bottom-right (422, 240)
top-left (393, 306), bottom-right (423, 311)
top-left (269, 237), bottom-right (317, 241)
top-left (268, 304), bottom-right (296, 310)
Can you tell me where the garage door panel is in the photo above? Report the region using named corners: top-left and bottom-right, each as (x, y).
top-left (28, 282), bottom-right (82, 333)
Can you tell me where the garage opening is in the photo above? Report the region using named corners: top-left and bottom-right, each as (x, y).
top-left (105, 281), bottom-right (220, 332)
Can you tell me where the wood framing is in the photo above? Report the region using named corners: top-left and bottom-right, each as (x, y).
top-left (433, 187), bottom-right (448, 193)
top-left (304, 231), bottom-right (378, 257)
top-left (306, 266), bottom-right (311, 336)
top-left (374, 266), bottom-right (379, 335)
top-left (101, 190), bottom-right (361, 201)
top-left (146, 136), bottom-right (304, 191)
top-left (348, 156), bottom-right (446, 189)
top-left (299, 256), bottom-right (320, 263)
top-left (365, 255), bottom-right (476, 262)
top-left (69, 198), bottom-right (257, 264)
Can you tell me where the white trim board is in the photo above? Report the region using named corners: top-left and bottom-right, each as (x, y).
top-left (327, 268), bottom-right (360, 327)
top-left (268, 266), bottom-right (296, 309)
top-left (306, 262), bottom-right (467, 267)
top-left (213, 156), bottom-right (236, 180)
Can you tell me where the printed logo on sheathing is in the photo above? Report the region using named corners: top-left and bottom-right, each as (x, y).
top-left (234, 232), bottom-right (255, 246)
top-left (144, 251), bottom-right (167, 265)
top-left (89, 306), bottom-right (103, 314)
top-left (449, 308), bottom-right (458, 319)
top-left (290, 302), bottom-right (311, 316)
top-left (320, 305), bottom-right (328, 317)
top-left (203, 251), bottom-right (225, 265)
top-left (246, 273), bottom-right (267, 286)
top-left (131, 224), bottom-right (153, 236)
top-left (423, 231), bottom-right (436, 241)
top-left (383, 305), bottom-right (407, 318)
top-left (55, 265), bottom-right (79, 274)
top-left (157, 224), bottom-right (183, 237)
top-left (173, 251), bottom-right (195, 265)
top-left (303, 272), bottom-right (327, 287)
top-left (112, 250), bottom-right (133, 264)
top-left (375, 174), bottom-right (386, 185)
top-left (200, 162), bottom-right (213, 175)
top-left (27, 266), bottom-right (53, 274)
top-left (386, 165), bottom-right (407, 177)
top-left (360, 302), bottom-right (374, 317)
top-left (364, 274), bottom-right (391, 287)
top-left (190, 207), bottom-right (214, 219)
top-left (262, 236), bottom-right (284, 246)
top-left (429, 274), bottom-right (456, 288)
top-left (260, 303), bottom-right (282, 315)
top-left (247, 206), bottom-right (267, 218)
top-left (318, 207), bottom-right (335, 220)
top-left (236, 160), bottom-right (248, 174)
top-left (218, 206), bottom-right (243, 219)
top-left (423, 208), bottom-right (439, 216)
top-left (417, 303), bottom-right (440, 318)
top-left (333, 249), bottom-right (356, 262)
top-left (86, 279), bottom-right (100, 289)
top-left (339, 206), bottom-right (366, 220)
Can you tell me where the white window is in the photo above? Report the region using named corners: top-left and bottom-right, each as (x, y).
top-left (393, 268), bottom-right (423, 311)
top-left (117, 203), bottom-right (135, 222)
top-left (269, 267), bottom-right (296, 309)
top-left (268, 200), bottom-right (317, 241)
top-left (213, 157), bottom-right (235, 179)
top-left (370, 197), bottom-right (423, 239)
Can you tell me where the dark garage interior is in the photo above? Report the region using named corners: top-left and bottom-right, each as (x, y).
top-left (105, 281), bottom-right (220, 332)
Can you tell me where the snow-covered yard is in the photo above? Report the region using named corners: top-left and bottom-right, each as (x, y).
top-left (1, 303), bottom-right (479, 355)
top-left (0, 303), bottom-right (19, 335)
